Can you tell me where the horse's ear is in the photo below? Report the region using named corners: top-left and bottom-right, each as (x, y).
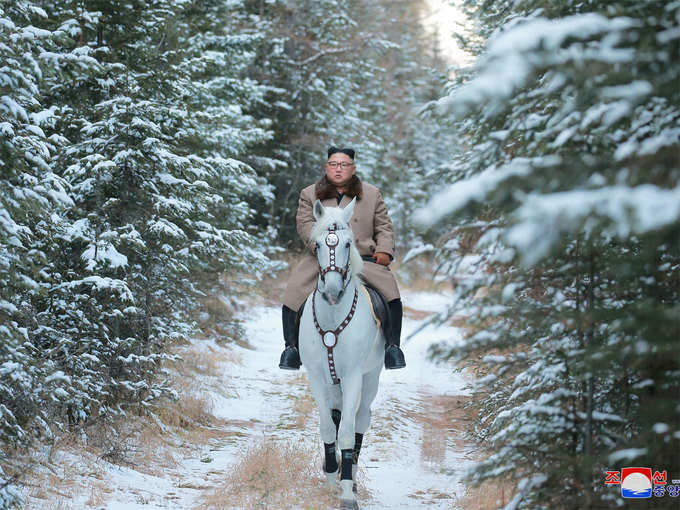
top-left (313, 199), bottom-right (325, 221)
top-left (343, 197), bottom-right (356, 224)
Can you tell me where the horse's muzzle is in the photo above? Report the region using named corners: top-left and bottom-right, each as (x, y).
top-left (322, 292), bottom-right (338, 305)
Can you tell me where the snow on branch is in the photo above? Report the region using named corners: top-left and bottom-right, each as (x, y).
top-left (437, 13), bottom-right (637, 116)
top-left (289, 37), bottom-right (375, 67)
top-left (506, 184), bottom-right (680, 265)
top-left (414, 157), bottom-right (543, 226)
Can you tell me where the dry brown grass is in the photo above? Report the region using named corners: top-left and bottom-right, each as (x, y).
top-left (402, 305), bottom-right (434, 320)
top-left (15, 431), bottom-right (110, 510)
top-left (197, 439), bottom-right (339, 510)
top-left (147, 351), bottom-right (222, 441)
top-left (84, 480), bottom-right (107, 507)
top-left (181, 341), bottom-right (243, 374)
top-left (435, 298), bottom-right (519, 510)
top-left (156, 333), bottom-right (242, 429)
top-left (396, 254), bottom-right (522, 510)
top-left (24, 494), bottom-right (75, 510)
top-left (430, 322), bottom-right (521, 510)
top-left (412, 380), bottom-right (517, 510)
top-left (386, 391), bottom-right (474, 489)
top-left (155, 386), bottom-right (215, 433)
top-left (17, 335), bottom-right (247, 508)
top-left (23, 476), bottom-right (76, 509)
top-left (251, 251), bottom-right (301, 307)
top-left (194, 293), bottom-right (238, 337)
top-left (290, 374), bottom-right (317, 430)
top-left (133, 341), bottom-right (250, 472)
top-left (454, 477), bottom-right (516, 510)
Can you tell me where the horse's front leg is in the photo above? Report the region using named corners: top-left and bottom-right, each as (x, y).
top-left (338, 374), bottom-right (362, 506)
top-left (306, 372), bottom-right (339, 485)
top-left (348, 368), bottom-right (381, 492)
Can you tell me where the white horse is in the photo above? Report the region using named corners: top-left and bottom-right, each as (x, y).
top-left (298, 197), bottom-right (384, 509)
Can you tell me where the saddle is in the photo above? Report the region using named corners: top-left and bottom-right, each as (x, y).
top-left (296, 282), bottom-right (392, 341)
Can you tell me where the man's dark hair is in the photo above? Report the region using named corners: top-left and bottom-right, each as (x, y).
top-left (328, 146), bottom-right (355, 160)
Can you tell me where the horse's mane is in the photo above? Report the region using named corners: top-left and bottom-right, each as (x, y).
top-left (310, 207), bottom-right (364, 277)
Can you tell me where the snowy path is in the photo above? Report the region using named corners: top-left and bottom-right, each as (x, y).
top-left (25, 289), bottom-right (474, 509)
top-left (228, 291), bottom-right (474, 509)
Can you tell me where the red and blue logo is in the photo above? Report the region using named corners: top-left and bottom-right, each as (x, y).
top-left (605, 467), bottom-right (677, 499)
top-left (620, 467), bottom-right (652, 498)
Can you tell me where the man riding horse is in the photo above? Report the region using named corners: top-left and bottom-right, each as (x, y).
top-left (279, 146), bottom-right (406, 371)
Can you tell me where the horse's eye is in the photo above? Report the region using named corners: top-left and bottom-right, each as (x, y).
top-left (345, 242), bottom-right (350, 248)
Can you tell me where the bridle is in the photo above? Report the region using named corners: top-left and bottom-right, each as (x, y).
top-left (312, 222), bottom-right (357, 385)
top-left (317, 222), bottom-right (351, 291)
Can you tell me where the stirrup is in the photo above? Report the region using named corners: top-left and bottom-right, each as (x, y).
top-left (279, 346), bottom-right (301, 370)
top-left (384, 345), bottom-right (405, 370)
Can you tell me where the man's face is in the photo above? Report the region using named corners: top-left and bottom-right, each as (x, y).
top-left (325, 152), bottom-right (356, 187)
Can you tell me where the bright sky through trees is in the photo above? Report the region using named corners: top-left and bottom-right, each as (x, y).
top-left (422, 0), bottom-right (473, 66)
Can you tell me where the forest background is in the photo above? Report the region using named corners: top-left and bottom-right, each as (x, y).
top-left (1, 0), bottom-right (678, 509)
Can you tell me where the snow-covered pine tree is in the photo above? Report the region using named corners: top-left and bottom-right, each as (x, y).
top-left (242, 0), bottom-right (380, 242)
top-left (0, 4), bottom-right (279, 490)
top-left (171, 0), bottom-right (280, 291)
top-left (0, 1), bottom-right (74, 506)
top-left (27, 0), bottom-right (202, 437)
top-left (34, 0), bottom-right (279, 429)
top-left (244, 0), bottom-right (454, 250)
top-left (353, 1), bottom-right (458, 253)
top-left (419, 1), bottom-right (680, 508)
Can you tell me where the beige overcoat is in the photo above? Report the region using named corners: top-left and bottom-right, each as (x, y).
top-left (282, 181), bottom-right (401, 311)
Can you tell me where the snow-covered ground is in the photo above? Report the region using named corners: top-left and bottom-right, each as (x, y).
top-left (23, 288), bottom-right (475, 509)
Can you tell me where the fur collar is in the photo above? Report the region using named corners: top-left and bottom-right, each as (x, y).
top-left (315, 175), bottom-right (363, 201)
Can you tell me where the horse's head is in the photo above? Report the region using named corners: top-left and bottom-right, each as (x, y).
top-left (311, 198), bottom-right (363, 305)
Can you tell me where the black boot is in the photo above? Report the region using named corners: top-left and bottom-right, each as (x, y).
top-left (279, 305), bottom-right (301, 370)
top-left (385, 299), bottom-right (406, 369)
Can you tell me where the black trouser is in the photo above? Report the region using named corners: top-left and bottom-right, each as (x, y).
top-left (282, 305), bottom-right (299, 348)
top-left (387, 298), bottom-right (402, 347)
top-left (359, 255), bottom-right (402, 346)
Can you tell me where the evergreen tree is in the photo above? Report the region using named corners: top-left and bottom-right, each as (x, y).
top-left (421, 1), bottom-right (680, 508)
top-left (0, 1), bottom-right (72, 506)
top-left (0, 0), bottom-right (463, 506)
top-left (244, 0), bottom-right (452, 248)
top-left (0, 1), bottom-right (279, 505)
top-left (36, 0), bottom-right (278, 425)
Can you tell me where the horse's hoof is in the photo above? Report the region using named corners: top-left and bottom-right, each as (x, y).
top-left (340, 479), bottom-right (355, 504)
top-left (340, 499), bottom-right (359, 510)
top-left (325, 469), bottom-right (338, 488)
